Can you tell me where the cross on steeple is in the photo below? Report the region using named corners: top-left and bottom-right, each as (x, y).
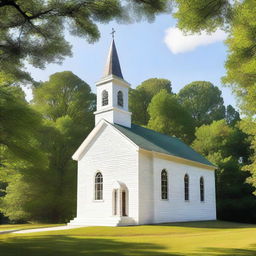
top-left (110, 28), bottom-right (116, 39)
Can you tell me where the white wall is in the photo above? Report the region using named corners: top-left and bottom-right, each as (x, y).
top-left (95, 78), bottom-right (131, 127)
top-left (112, 83), bottom-right (129, 111)
top-left (138, 152), bottom-right (154, 224)
top-left (151, 156), bottom-right (216, 223)
top-left (75, 124), bottom-right (139, 224)
top-left (96, 80), bottom-right (112, 111)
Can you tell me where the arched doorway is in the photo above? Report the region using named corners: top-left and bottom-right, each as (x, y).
top-left (121, 190), bottom-right (127, 216)
top-left (112, 181), bottom-right (128, 217)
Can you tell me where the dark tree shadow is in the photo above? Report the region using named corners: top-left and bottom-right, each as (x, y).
top-left (194, 244), bottom-right (256, 256)
top-left (0, 235), bottom-right (181, 256)
top-left (0, 235), bottom-right (255, 256)
top-left (154, 220), bottom-right (256, 229)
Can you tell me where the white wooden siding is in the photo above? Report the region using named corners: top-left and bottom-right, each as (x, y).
top-left (72, 124), bottom-right (139, 225)
top-left (138, 152), bottom-right (154, 224)
top-left (152, 156), bottom-right (216, 223)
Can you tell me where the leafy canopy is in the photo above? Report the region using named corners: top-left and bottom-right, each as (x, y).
top-left (0, 0), bottom-right (171, 81)
top-left (0, 73), bottom-right (42, 164)
top-left (1, 71), bottom-right (96, 222)
top-left (192, 120), bottom-right (255, 222)
top-left (178, 81), bottom-right (225, 127)
top-left (148, 89), bottom-right (195, 143)
top-left (172, 0), bottom-right (256, 192)
top-left (129, 78), bottom-right (172, 125)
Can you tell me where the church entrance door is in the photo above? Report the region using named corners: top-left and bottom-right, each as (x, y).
top-left (121, 191), bottom-right (126, 216)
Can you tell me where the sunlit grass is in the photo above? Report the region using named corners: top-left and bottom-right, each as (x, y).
top-left (0, 221), bottom-right (255, 256)
top-left (0, 223), bottom-right (63, 231)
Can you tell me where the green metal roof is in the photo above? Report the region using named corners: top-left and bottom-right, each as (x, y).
top-left (113, 123), bottom-right (215, 167)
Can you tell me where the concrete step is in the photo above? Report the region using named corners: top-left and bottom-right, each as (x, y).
top-left (68, 216), bottom-right (136, 226)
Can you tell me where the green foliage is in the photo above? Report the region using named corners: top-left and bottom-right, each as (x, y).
top-left (148, 89), bottom-right (195, 144)
top-left (221, 0), bottom-right (256, 191)
top-left (240, 119), bottom-right (256, 195)
top-left (0, 0), bottom-right (171, 81)
top-left (31, 71), bottom-right (95, 222)
top-left (223, 0), bottom-right (256, 116)
top-left (178, 81), bottom-right (226, 127)
top-left (0, 75), bottom-right (43, 164)
top-left (172, 0), bottom-right (256, 195)
top-left (173, 0), bottom-right (232, 33)
top-left (1, 71), bottom-right (95, 223)
top-left (33, 71), bottom-right (95, 122)
top-left (0, 173), bottom-right (30, 221)
top-left (129, 78), bottom-right (172, 125)
top-left (225, 105), bottom-right (240, 126)
top-left (193, 120), bottom-right (256, 223)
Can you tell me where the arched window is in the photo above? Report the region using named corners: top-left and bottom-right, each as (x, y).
top-left (102, 90), bottom-right (108, 106)
top-left (95, 172), bottom-right (103, 200)
top-left (200, 177), bottom-right (204, 202)
top-left (113, 189), bottom-right (118, 215)
top-left (117, 90), bottom-right (123, 107)
top-left (184, 174), bottom-right (189, 201)
top-left (161, 169), bottom-right (168, 199)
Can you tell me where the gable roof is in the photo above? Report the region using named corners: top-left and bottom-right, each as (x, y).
top-left (112, 123), bottom-right (215, 168)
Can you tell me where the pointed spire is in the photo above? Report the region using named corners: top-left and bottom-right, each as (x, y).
top-left (103, 39), bottom-right (123, 79)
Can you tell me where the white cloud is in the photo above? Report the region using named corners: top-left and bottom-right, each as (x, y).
top-left (164, 27), bottom-right (227, 54)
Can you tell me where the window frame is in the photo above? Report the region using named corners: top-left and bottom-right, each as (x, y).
top-left (161, 169), bottom-right (168, 200)
top-left (95, 172), bottom-right (103, 201)
top-left (117, 90), bottom-right (124, 107)
top-left (102, 90), bottom-right (108, 106)
top-left (200, 177), bottom-right (205, 202)
top-left (184, 174), bottom-right (189, 201)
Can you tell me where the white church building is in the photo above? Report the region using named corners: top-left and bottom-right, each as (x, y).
top-left (69, 39), bottom-right (217, 226)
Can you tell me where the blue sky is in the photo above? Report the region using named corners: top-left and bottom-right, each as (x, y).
top-left (24, 14), bottom-right (236, 108)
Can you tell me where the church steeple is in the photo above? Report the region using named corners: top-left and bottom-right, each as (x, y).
top-left (94, 33), bottom-right (132, 128)
top-left (103, 39), bottom-right (123, 79)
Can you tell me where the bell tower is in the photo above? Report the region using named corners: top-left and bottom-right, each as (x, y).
top-left (94, 32), bottom-right (131, 128)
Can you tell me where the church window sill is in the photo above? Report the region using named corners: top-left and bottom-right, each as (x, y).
top-left (93, 200), bottom-right (104, 203)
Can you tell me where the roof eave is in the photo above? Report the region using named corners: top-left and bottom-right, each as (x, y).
top-left (139, 148), bottom-right (216, 171)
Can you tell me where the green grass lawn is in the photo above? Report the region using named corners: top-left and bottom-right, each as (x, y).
top-left (0, 221), bottom-right (255, 256)
top-left (0, 223), bottom-right (64, 231)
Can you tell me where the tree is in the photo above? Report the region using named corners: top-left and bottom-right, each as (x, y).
top-left (239, 119), bottom-right (256, 196)
top-left (173, 0), bottom-right (256, 193)
top-left (0, 73), bottom-right (47, 222)
top-left (129, 78), bottom-right (172, 125)
top-left (225, 105), bottom-right (240, 126)
top-left (147, 89), bottom-right (195, 143)
top-left (31, 71), bottom-right (95, 222)
top-left (0, 73), bottom-right (43, 164)
top-left (192, 120), bottom-right (256, 223)
top-left (178, 81), bottom-right (225, 127)
top-left (223, 0), bottom-right (256, 192)
top-left (223, 0), bottom-right (256, 116)
top-left (1, 71), bottom-right (96, 222)
top-left (173, 0), bottom-right (232, 33)
top-left (0, 0), bottom-right (171, 81)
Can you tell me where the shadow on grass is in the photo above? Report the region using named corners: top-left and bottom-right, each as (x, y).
top-left (0, 235), bottom-right (255, 256)
top-left (195, 245), bottom-right (256, 256)
top-left (156, 220), bottom-right (256, 229)
top-left (0, 235), bottom-right (179, 256)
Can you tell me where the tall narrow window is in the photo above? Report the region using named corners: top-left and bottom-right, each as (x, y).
top-left (184, 174), bottom-right (189, 201)
top-left (113, 189), bottom-right (118, 215)
top-left (102, 90), bottom-right (108, 106)
top-left (200, 177), bottom-right (204, 202)
top-left (117, 90), bottom-right (123, 107)
top-left (95, 172), bottom-right (103, 200)
top-left (161, 169), bottom-right (168, 199)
